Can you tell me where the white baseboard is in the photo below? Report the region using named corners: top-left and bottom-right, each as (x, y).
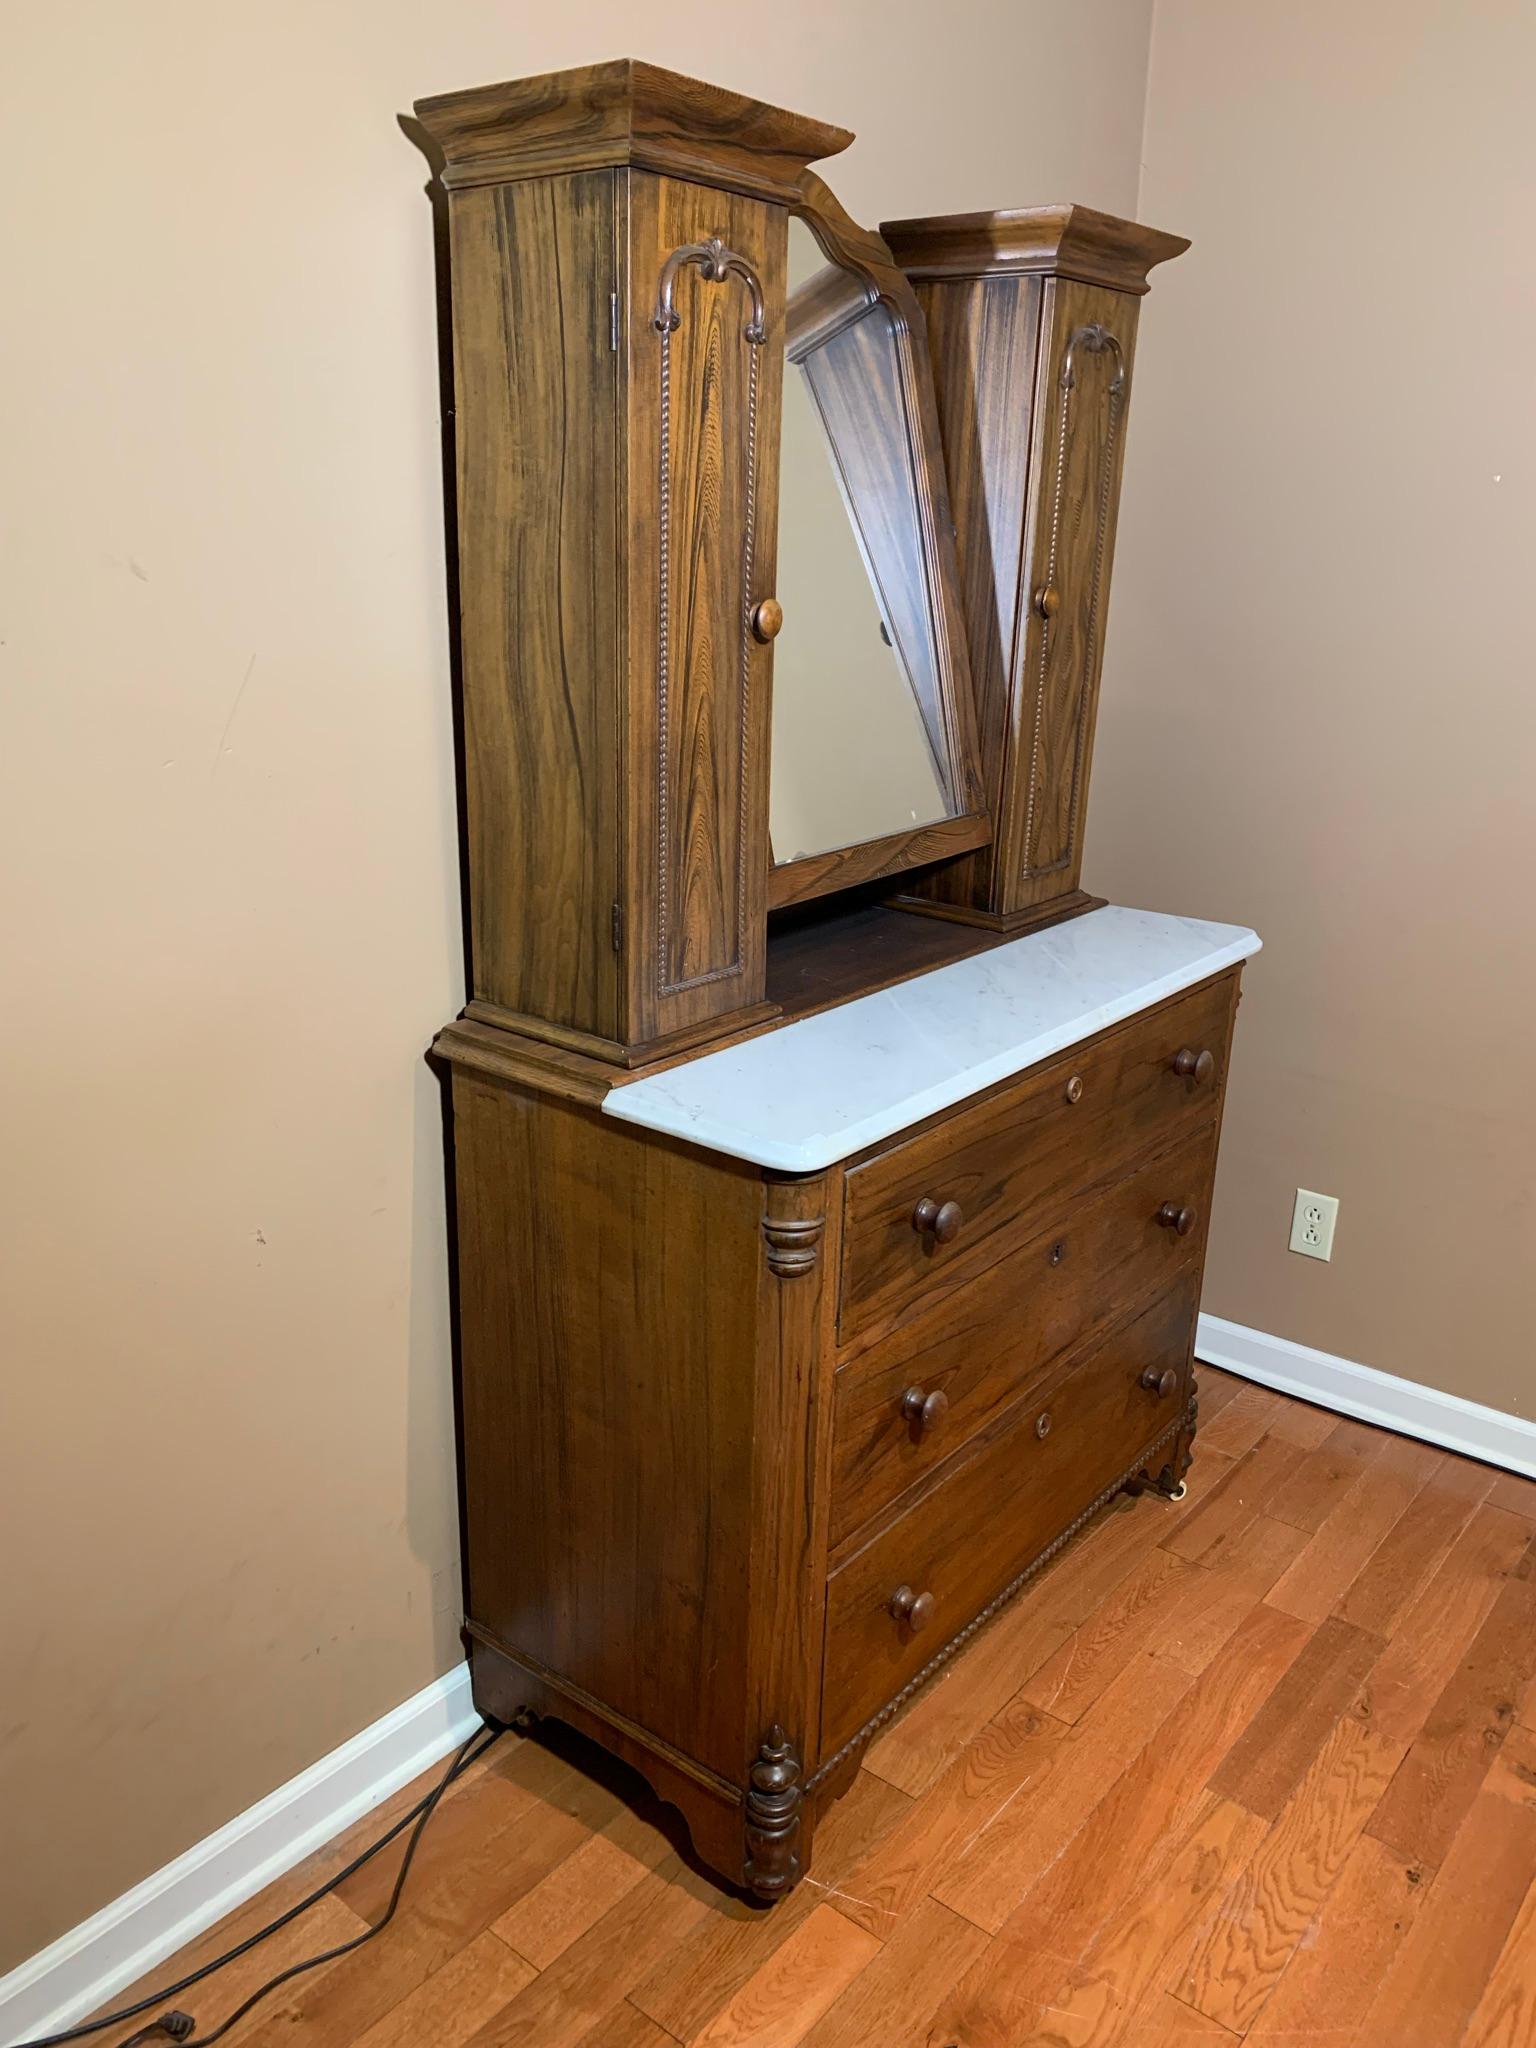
top-left (0, 1662), bottom-right (477, 2048)
top-left (1197, 1313), bottom-right (1536, 1479)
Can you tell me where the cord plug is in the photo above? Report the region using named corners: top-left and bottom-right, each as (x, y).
top-left (121, 2013), bottom-right (195, 2045)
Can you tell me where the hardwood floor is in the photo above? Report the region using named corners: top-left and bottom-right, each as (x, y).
top-left (90, 1368), bottom-right (1536, 2048)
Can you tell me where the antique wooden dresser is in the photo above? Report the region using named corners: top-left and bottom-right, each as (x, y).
top-left (414, 59), bottom-right (1259, 1900)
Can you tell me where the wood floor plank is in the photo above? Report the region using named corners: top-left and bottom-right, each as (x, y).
top-left (93, 1895), bottom-right (369, 2048)
top-left (1352, 1730), bottom-right (1536, 2048)
top-left (686, 1905), bottom-right (880, 2048)
top-left (492, 1807), bottom-right (666, 1969)
top-left (931, 1648), bottom-right (1197, 1933)
top-left (1019, 1544), bottom-right (1193, 1720)
top-left (460, 1853), bottom-right (720, 2048)
top-left (1460, 1858), bottom-right (1536, 2048)
top-left (861, 1491), bottom-right (1162, 1795)
top-left (1483, 1721), bottom-right (1536, 1808)
top-left (570, 2000), bottom-right (680, 2048)
top-left (858, 1602), bottom-right (1077, 1799)
top-left (237, 1756), bottom-right (605, 2047)
top-left (349, 1930), bottom-right (538, 2048)
top-left (1243, 1833), bottom-right (1426, 2045)
top-left (1160, 1432), bottom-right (1307, 1564)
top-left (627, 1768), bottom-right (907, 2042)
top-left (1178, 1708), bottom-right (1404, 2032)
top-left (1160, 1517), bottom-right (1310, 1672)
top-left (829, 1692), bottom-right (1065, 1936)
top-left (1369, 1503), bottom-right (1535, 1748)
top-left (1262, 1396), bottom-right (1341, 1450)
top-left (336, 1737), bottom-right (606, 1925)
top-left (1433, 1448), bottom-right (1500, 1503)
top-left (1485, 1468), bottom-right (1536, 1521)
top-left (1190, 1367), bottom-right (1243, 1423)
top-left (1265, 1416), bottom-right (1385, 1533)
top-left (1142, 1992), bottom-right (1240, 2041)
top-left (1002, 1794), bottom-right (1268, 2047)
top-left (1368, 1534), bottom-right (1536, 1869)
top-left (797, 1896), bottom-right (988, 2048)
top-left (1148, 1440), bottom-right (1243, 1539)
top-left (1336, 1478), bottom-right (1484, 1637)
top-left (1267, 1431), bottom-right (1443, 1624)
top-left (1196, 1385), bottom-right (1288, 1459)
top-left (1207, 1614), bottom-right (1385, 1819)
top-left (928, 1601), bottom-right (1315, 2043)
top-left (1021, 1514), bottom-right (1304, 1725)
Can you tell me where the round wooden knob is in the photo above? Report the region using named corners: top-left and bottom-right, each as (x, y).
top-left (1141, 1366), bottom-right (1178, 1398)
top-left (890, 1584), bottom-right (935, 1630)
top-left (1035, 1410), bottom-right (1053, 1440)
top-left (1157, 1202), bottom-right (1197, 1236)
top-left (751, 597), bottom-right (783, 643)
top-left (1034, 584), bottom-right (1061, 620)
top-left (1172, 1047), bottom-right (1215, 1084)
top-left (901, 1386), bottom-right (949, 1431)
top-left (912, 1197), bottom-right (964, 1245)
top-left (1065, 1074), bottom-right (1084, 1105)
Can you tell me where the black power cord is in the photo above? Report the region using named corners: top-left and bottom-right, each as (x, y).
top-left (9, 1720), bottom-right (505, 2048)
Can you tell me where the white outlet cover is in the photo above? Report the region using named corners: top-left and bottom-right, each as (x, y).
top-left (1290, 1188), bottom-right (1339, 1261)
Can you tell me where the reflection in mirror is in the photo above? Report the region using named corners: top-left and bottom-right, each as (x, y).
top-left (769, 217), bottom-right (955, 865)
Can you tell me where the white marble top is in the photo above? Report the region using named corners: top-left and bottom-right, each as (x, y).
top-left (603, 905), bottom-right (1261, 1173)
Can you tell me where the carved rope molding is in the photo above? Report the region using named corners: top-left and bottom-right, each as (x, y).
top-left (804, 1397), bottom-right (1192, 1792)
top-left (1020, 321), bottom-right (1128, 883)
top-left (743, 1724), bottom-right (802, 1897)
top-left (653, 239), bottom-right (768, 1002)
top-left (761, 1212), bottom-right (826, 1278)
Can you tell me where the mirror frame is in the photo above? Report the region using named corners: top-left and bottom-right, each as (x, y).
top-left (766, 172), bottom-right (992, 911)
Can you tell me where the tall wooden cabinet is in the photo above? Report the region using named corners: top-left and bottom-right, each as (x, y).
top-left (422, 64), bottom-right (851, 1063)
top-left (416, 61), bottom-right (1255, 1901)
top-left (887, 206), bottom-right (1189, 930)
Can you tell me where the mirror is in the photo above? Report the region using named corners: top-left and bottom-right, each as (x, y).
top-left (767, 178), bottom-right (989, 909)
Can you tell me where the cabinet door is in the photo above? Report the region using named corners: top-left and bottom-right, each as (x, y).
top-left (622, 172), bottom-right (786, 1050)
top-left (1003, 281), bottom-right (1140, 912)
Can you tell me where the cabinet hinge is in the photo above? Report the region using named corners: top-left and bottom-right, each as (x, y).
top-left (611, 901), bottom-right (624, 953)
top-left (609, 292), bottom-right (619, 352)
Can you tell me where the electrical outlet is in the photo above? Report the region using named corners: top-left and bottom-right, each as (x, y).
top-left (1289, 1188), bottom-right (1339, 1261)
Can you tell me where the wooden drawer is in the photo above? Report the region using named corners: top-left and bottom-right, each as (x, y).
top-left (821, 1279), bottom-right (1198, 1756)
top-left (828, 1124), bottom-right (1215, 1550)
top-left (838, 972), bottom-right (1234, 1348)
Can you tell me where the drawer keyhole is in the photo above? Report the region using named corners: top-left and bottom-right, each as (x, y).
top-left (1035, 1410), bottom-right (1053, 1440)
top-left (1048, 1240), bottom-right (1067, 1268)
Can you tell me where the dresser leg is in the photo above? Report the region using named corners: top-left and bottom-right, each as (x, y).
top-left (743, 1726), bottom-right (803, 1900)
top-left (1151, 1374), bottom-right (1200, 1498)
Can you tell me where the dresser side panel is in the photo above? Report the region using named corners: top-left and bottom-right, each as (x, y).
top-left (451, 1074), bottom-right (767, 1780)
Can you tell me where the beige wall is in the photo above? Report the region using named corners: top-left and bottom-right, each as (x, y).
top-left (0, 0), bottom-right (1155, 1972)
top-left (1094, 0), bottom-right (1536, 1413)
